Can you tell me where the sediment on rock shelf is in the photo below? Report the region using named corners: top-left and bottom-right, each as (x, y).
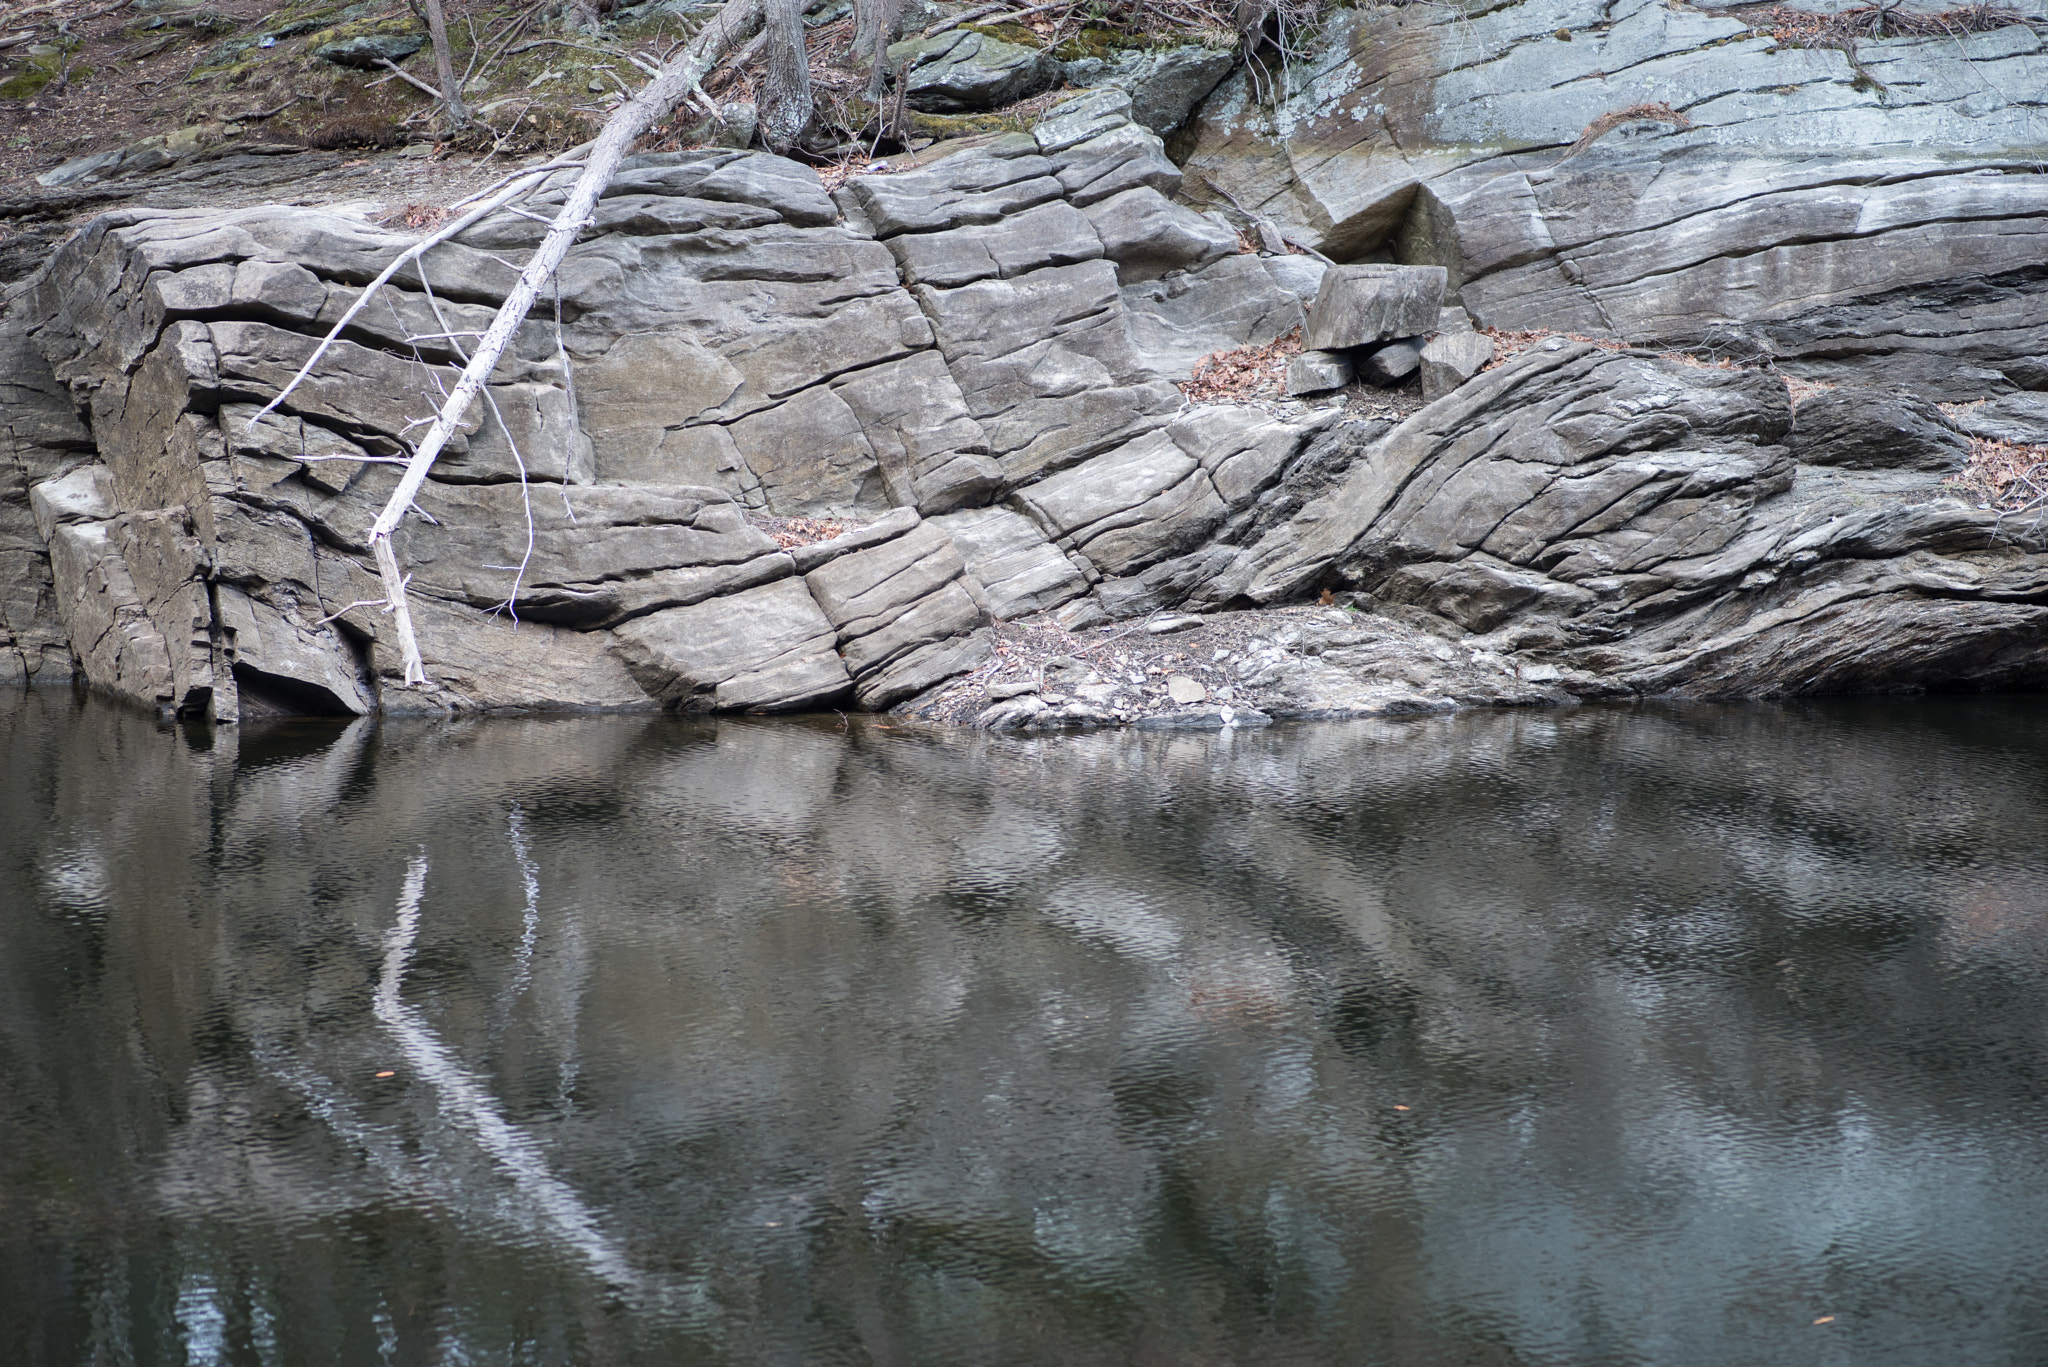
top-left (3, 0), bottom-right (2045, 724)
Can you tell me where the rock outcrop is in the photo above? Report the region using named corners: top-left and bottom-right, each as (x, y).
top-left (1180, 0), bottom-right (2048, 399)
top-left (4, 0), bottom-right (2045, 723)
top-left (0, 101), bottom-right (1333, 719)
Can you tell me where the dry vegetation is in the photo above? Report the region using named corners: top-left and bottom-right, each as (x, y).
top-left (748, 512), bottom-right (856, 547)
top-left (1946, 436), bottom-right (2048, 514)
top-left (1747, 1), bottom-right (2034, 46)
top-left (1554, 100), bottom-right (1691, 163)
top-left (1180, 327), bottom-right (1302, 402)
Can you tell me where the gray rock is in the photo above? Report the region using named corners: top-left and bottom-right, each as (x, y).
top-left (788, 506), bottom-right (922, 574)
top-left (847, 151), bottom-right (1063, 237)
top-left (313, 34), bottom-right (425, 68)
top-left (28, 465), bottom-right (118, 539)
top-left (1943, 392), bottom-right (2048, 447)
top-left (1044, 125), bottom-right (1182, 207)
top-left (1262, 254), bottom-right (1329, 309)
top-left (1165, 673), bottom-right (1207, 703)
top-left (1120, 254), bottom-right (1306, 381)
top-left (885, 29), bottom-right (1055, 112)
top-left (612, 577), bottom-right (851, 712)
top-left (1030, 88), bottom-right (1134, 153)
top-left (1177, 0), bottom-right (2048, 396)
top-left (1060, 43), bottom-right (1236, 134)
top-left (804, 519), bottom-right (990, 705)
top-left (1793, 388), bottom-right (1971, 471)
top-left (1288, 349), bottom-right (1354, 396)
top-left (1015, 430), bottom-right (1228, 577)
top-left (1420, 329), bottom-right (1495, 402)
top-left (1305, 266), bottom-right (1448, 351)
top-left (977, 693), bottom-right (1051, 728)
top-left (1082, 187), bottom-right (1237, 284)
top-left (1054, 596), bottom-right (1112, 631)
top-left (929, 505), bottom-right (1089, 619)
top-left (1360, 338), bottom-right (1425, 387)
top-left (1147, 613), bottom-right (1203, 634)
top-left (715, 103), bottom-right (759, 149)
top-left (884, 198), bottom-right (1103, 287)
top-left (913, 259), bottom-right (1180, 482)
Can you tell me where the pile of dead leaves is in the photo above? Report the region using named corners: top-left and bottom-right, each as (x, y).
top-left (749, 512), bottom-right (855, 548)
top-left (1181, 328), bottom-right (1303, 403)
top-left (1947, 435), bottom-right (2048, 512)
top-left (383, 203), bottom-right (453, 232)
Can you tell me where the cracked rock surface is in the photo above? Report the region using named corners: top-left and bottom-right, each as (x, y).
top-left (3, 10), bottom-right (2046, 724)
top-left (1182, 0), bottom-right (2048, 399)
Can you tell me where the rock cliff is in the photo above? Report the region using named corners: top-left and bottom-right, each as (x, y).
top-left (2, 0), bottom-right (2044, 723)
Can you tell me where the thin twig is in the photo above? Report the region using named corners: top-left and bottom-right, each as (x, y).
top-left (232, 92), bottom-right (312, 121)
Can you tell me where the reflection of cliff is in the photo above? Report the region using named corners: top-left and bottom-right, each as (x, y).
top-left (4, 692), bottom-right (2047, 1362)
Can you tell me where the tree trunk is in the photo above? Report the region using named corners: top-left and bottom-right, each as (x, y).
top-left (852, 0), bottom-right (902, 103)
top-left (418, 0), bottom-right (468, 129)
top-left (758, 0), bottom-right (812, 153)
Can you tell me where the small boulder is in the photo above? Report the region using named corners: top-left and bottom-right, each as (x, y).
top-left (1287, 349), bottom-right (1354, 396)
top-left (1792, 388), bottom-right (1971, 471)
top-left (313, 33), bottom-right (425, 69)
top-left (1166, 673), bottom-right (1207, 704)
top-left (1420, 329), bottom-right (1494, 402)
top-left (1031, 87), bottom-right (1131, 152)
top-left (1061, 43), bottom-right (1236, 134)
top-left (1304, 265), bottom-right (1446, 351)
top-left (1360, 338), bottom-right (1425, 387)
top-left (1946, 391), bottom-right (2048, 446)
top-left (886, 28), bottom-right (1054, 112)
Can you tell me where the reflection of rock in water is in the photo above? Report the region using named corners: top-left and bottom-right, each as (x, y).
top-left (5, 690), bottom-right (2048, 1361)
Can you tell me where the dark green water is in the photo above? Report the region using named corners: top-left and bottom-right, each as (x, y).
top-left (3, 688), bottom-right (2047, 1366)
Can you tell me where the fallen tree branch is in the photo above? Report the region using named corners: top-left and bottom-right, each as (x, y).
top-left (376, 55), bottom-right (448, 101)
top-left (359, 0), bottom-right (766, 685)
top-left (250, 161), bottom-right (583, 427)
top-left (233, 92), bottom-right (312, 121)
top-left (924, 0), bottom-right (1072, 37)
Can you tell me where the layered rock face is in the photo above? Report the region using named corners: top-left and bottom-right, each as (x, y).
top-left (3, 0), bottom-right (2045, 721)
top-left (0, 99), bottom-right (1333, 718)
top-left (1201, 342), bottom-right (2048, 697)
top-left (1181, 0), bottom-right (2048, 398)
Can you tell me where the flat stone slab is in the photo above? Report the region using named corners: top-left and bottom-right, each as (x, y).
top-left (1304, 265), bottom-right (1447, 351)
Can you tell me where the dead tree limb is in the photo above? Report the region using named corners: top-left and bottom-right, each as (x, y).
top-left (357, 0), bottom-right (765, 685)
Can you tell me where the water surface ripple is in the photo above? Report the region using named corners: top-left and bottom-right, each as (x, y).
top-left (3, 691), bottom-right (2046, 1365)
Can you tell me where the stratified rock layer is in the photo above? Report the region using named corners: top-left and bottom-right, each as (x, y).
top-left (4, 21), bottom-right (2046, 721)
top-left (0, 105), bottom-right (1335, 719)
top-left (1180, 0), bottom-right (2048, 398)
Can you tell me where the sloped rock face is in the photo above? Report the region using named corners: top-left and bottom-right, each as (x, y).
top-left (0, 106), bottom-right (1338, 720)
top-left (1180, 0), bottom-right (2048, 398)
top-left (5, 55), bottom-right (2045, 722)
top-left (1202, 342), bottom-right (2048, 698)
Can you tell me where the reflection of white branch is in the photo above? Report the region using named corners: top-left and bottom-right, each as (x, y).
top-left (375, 852), bottom-right (638, 1290)
top-left (506, 806), bottom-right (541, 1003)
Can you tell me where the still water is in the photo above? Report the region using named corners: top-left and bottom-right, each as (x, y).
top-left (3, 688), bottom-right (2047, 1366)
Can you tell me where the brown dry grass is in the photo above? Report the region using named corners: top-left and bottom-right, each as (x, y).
top-left (1749, 2), bottom-right (2032, 45)
top-left (1181, 327), bottom-right (1302, 402)
top-left (1784, 375), bottom-right (1838, 404)
top-left (1946, 435), bottom-right (2048, 511)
